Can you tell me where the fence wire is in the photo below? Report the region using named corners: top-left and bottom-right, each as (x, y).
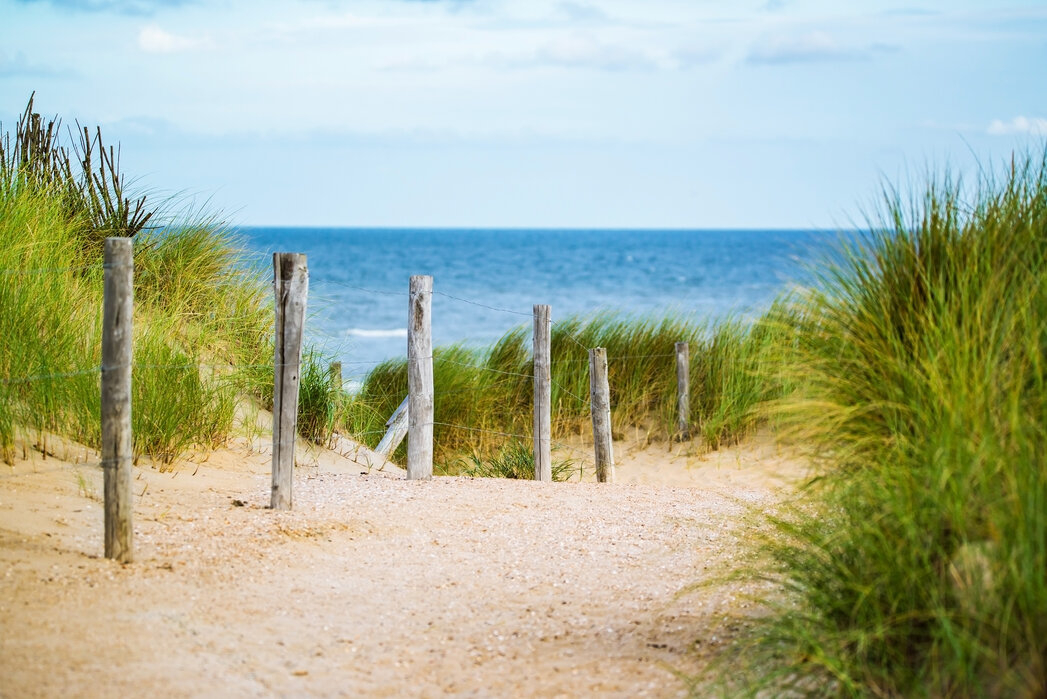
top-left (0, 263), bottom-right (107, 276)
top-left (1, 259), bottom-right (694, 482)
top-left (431, 290), bottom-right (532, 317)
top-left (551, 380), bottom-right (590, 406)
top-left (430, 421), bottom-right (532, 441)
top-left (311, 279), bottom-right (406, 297)
top-left (0, 367), bottom-right (101, 386)
top-left (434, 356), bottom-right (534, 380)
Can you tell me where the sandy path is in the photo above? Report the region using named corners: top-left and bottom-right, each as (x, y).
top-left (0, 433), bottom-right (804, 697)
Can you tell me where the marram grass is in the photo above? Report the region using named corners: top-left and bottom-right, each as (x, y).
top-left (0, 101), bottom-right (272, 465)
top-left (723, 149), bottom-right (1047, 697)
top-left (454, 441), bottom-right (576, 482)
top-left (342, 310), bottom-right (792, 469)
top-left (8, 96), bottom-right (1047, 696)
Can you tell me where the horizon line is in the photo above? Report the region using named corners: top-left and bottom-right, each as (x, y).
top-left (231, 224), bottom-right (853, 233)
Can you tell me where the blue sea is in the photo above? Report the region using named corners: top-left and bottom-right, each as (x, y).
top-left (238, 228), bottom-right (835, 383)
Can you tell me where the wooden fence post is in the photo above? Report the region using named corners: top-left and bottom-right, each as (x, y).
top-left (102, 237), bottom-right (134, 563)
top-left (271, 253), bottom-right (308, 510)
top-left (408, 275), bottom-right (434, 480)
top-left (675, 341), bottom-right (690, 440)
top-left (533, 304), bottom-right (551, 482)
top-left (589, 347), bottom-right (615, 483)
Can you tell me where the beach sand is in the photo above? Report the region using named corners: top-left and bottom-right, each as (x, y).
top-left (0, 425), bottom-right (807, 697)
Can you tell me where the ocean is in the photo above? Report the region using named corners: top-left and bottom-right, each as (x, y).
top-left (238, 228), bottom-right (835, 383)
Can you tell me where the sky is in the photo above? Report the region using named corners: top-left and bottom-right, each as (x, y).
top-left (1, 0), bottom-right (1045, 229)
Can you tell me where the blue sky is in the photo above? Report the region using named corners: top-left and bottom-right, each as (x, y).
top-left (2, 0), bottom-right (1045, 228)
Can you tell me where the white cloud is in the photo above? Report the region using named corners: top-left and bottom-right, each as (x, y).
top-left (378, 35), bottom-right (672, 73)
top-left (671, 45), bottom-right (720, 69)
top-left (137, 25), bottom-right (208, 53)
top-left (521, 35), bottom-right (663, 71)
top-left (15, 0), bottom-right (192, 15)
top-left (987, 116), bottom-right (1047, 136)
top-left (557, 1), bottom-right (608, 23)
top-left (747, 30), bottom-right (864, 65)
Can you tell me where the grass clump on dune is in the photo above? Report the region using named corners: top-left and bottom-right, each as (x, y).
top-left (458, 441), bottom-right (576, 482)
top-left (735, 150), bottom-right (1047, 696)
top-left (343, 311), bottom-right (790, 468)
top-left (0, 97), bottom-right (271, 465)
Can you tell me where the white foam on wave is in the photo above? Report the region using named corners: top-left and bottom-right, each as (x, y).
top-left (345, 328), bottom-right (408, 339)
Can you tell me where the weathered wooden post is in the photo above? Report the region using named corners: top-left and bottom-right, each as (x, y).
top-left (375, 396), bottom-right (409, 458)
top-left (675, 341), bottom-right (690, 440)
top-left (589, 347), bottom-right (615, 483)
top-left (271, 253), bottom-right (308, 510)
top-left (102, 237), bottom-right (134, 562)
top-left (533, 304), bottom-right (552, 482)
top-left (408, 275), bottom-right (434, 480)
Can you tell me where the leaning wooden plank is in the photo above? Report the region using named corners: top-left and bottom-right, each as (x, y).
top-left (375, 396), bottom-right (409, 458)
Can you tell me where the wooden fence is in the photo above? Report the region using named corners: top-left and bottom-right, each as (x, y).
top-left (82, 242), bottom-right (695, 561)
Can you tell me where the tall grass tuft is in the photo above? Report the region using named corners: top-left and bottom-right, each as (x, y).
top-left (0, 94), bottom-right (154, 252)
top-left (740, 150), bottom-right (1047, 696)
top-left (296, 349), bottom-right (344, 445)
top-left (457, 441), bottom-right (575, 481)
top-left (344, 311), bottom-right (789, 468)
top-left (0, 98), bottom-right (272, 465)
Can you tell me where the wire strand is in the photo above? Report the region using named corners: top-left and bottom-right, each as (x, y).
top-left (430, 421), bottom-right (533, 441)
top-left (432, 291), bottom-right (532, 317)
top-left (551, 380), bottom-right (590, 406)
top-left (555, 328), bottom-right (593, 353)
top-left (434, 357), bottom-right (534, 380)
top-left (0, 367), bottom-right (101, 385)
top-left (0, 263), bottom-right (107, 276)
top-left (313, 279), bottom-right (406, 297)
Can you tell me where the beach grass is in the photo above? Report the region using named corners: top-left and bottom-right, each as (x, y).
top-left (0, 96), bottom-right (793, 473)
top-left (728, 149), bottom-right (1047, 696)
top-left (451, 440), bottom-right (576, 481)
top-left (296, 348), bottom-right (346, 446)
top-left (13, 94), bottom-right (1047, 696)
top-left (0, 99), bottom-right (272, 464)
top-left (342, 310), bottom-right (788, 468)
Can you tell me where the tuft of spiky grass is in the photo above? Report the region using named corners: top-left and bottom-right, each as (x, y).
top-left (0, 187), bottom-right (101, 460)
top-left (0, 98), bottom-right (273, 465)
top-left (343, 342), bottom-right (531, 465)
top-left (734, 149), bottom-right (1047, 696)
top-left (0, 93), bottom-right (154, 251)
top-left (456, 441), bottom-right (575, 481)
top-left (344, 310), bottom-right (790, 467)
top-left (296, 349), bottom-right (346, 446)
